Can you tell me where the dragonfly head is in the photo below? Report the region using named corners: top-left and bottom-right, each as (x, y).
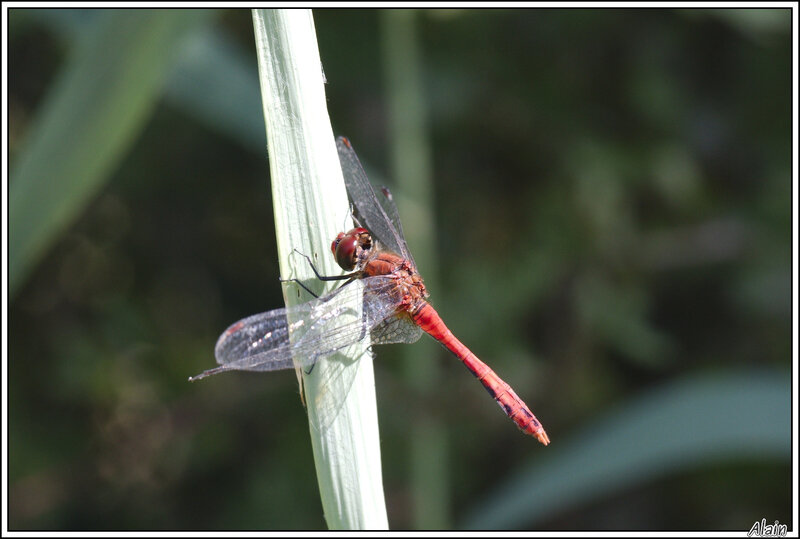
top-left (331, 227), bottom-right (372, 271)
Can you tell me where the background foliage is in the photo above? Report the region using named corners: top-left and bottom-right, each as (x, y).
top-left (7, 8), bottom-right (793, 531)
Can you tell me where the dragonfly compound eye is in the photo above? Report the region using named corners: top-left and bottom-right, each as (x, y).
top-left (333, 233), bottom-right (359, 270)
top-left (332, 228), bottom-right (372, 271)
top-left (331, 232), bottom-right (346, 256)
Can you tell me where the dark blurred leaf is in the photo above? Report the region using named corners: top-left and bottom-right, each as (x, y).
top-left (463, 369), bottom-right (790, 529)
top-left (23, 9), bottom-right (265, 152)
top-left (10, 9), bottom-right (216, 297)
top-left (164, 27), bottom-right (264, 153)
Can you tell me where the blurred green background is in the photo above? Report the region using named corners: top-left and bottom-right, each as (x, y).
top-left (7, 8), bottom-right (793, 531)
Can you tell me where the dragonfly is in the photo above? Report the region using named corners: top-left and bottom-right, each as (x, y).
top-left (190, 137), bottom-right (550, 445)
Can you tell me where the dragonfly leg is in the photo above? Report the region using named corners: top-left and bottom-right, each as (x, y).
top-left (281, 274), bottom-right (360, 301)
top-left (303, 352), bottom-right (324, 376)
top-left (281, 248), bottom-right (361, 297)
top-left (280, 277), bottom-right (320, 299)
top-left (344, 202), bottom-right (364, 230)
top-left (290, 248), bottom-right (360, 282)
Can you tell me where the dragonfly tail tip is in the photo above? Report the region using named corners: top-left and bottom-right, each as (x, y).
top-left (536, 430), bottom-right (551, 446)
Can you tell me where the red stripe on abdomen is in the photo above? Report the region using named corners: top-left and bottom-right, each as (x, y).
top-left (411, 303), bottom-right (550, 445)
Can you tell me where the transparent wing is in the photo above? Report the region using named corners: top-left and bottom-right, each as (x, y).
top-left (374, 185), bottom-right (411, 258)
top-left (370, 313), bottom-right (423, 345)
top-left (189, 275), bottom-right (410, 381)
top-left (336, 136), bottom-right (415, 265)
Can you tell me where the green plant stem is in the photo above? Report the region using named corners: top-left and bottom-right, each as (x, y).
top-left (251, 8), bottom-right (388, 530)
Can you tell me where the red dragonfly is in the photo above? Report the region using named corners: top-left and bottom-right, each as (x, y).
top-left (191, 137), bottom-right (549, 445)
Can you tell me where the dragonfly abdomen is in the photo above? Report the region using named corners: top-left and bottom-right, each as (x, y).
top-left (410, 302), bottom-right (550, 445)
